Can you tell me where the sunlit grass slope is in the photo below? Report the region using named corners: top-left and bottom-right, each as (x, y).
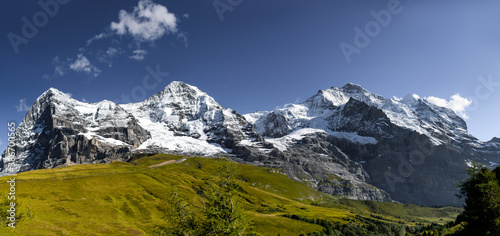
top-left (0, 154), bottom-right (460, 235)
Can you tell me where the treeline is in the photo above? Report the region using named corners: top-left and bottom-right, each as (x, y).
top-left (151, 160), bottom-right (250, 236)
top-left (151, 159), bottom-right (500, 235)
top-left (280, 160), bottom-right (500, 236)
top-left (452, 163), bottom-right (500, 235)
top-left (281, 214), bottom-right (456, 236)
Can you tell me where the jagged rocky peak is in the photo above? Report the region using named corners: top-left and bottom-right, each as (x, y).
top-left (306, 83), bottom-right (386, 109)
top-left (145, 81), bottom-right (223, 112)
top-left (340, 83), bottom-right (367, 93)
top-left (93, 100), bottom-right (136, 128)
top-left (96, 99), bottom-right (118, 107)
top-left (37, 87), bottom-right (75, 105)
top-left (20, 87), bottom-right (76, 128)
top-left (399, 94), bottom-right (420, 105)
top-left (117, 81), bottom-right (261, 155)
top-left (162, 81), bottom-right (202, 97)
top-left (3, 81), bottom-right (499, 206)
top-left (303, 85), bottom-right (352, 109)
top-left (43, 87), bottom-right (66, 96)
top-left (490, 137), bottom-right (500, 143)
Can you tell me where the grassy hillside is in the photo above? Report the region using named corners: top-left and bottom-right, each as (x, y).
top-left (0, 154), bottom-right (461, 235)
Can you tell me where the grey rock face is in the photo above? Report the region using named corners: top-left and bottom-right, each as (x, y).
top-left (245, 84), bottom-right (500, 206)
top-left (231, 133), bottom-right (393, 202)
top-left (257, 112), bottom-right (291, 138)
top-left (2, 82), bottom-right (499, 206)
top-left (1, 88), bottom-right (149, 174)
top-left (121, 81), bottom-right (262, 152)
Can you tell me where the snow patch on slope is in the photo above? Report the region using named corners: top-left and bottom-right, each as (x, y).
top-left (266, 128), bottom-right (377, 151)
top-left (132, 115), bottom-right (226, 155)
top-left (79, 131), bottom-right (129, 146)
top-left (120, 82), bottom-right (237, 156)
top-left (248, 84), bottom-right (469, 147)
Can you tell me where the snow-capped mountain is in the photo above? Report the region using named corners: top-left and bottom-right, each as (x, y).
top-left (1, 82), bottom-right (259, 175)
top-left (1, 88), bottom-right (149, 174)
top-left (120, 81), bottom-right (261, 155)
top-left (2, 82), bottom-right (498, 206)
top-left (245, 83), bottom-right (469, 146)
top-left (244, 83), bottom-right (500, 205)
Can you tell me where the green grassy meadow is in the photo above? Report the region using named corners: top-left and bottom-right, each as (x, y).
top-left (0, 154), bottom-right (461, 235)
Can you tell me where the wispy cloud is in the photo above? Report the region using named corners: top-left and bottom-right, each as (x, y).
top-left (44, 53), bottom-right (102, 80)
top-left (426, 94), bottom-right (472, 119)
top-left (16, 99), bottom-right (30, 112)
top-left (52, 57), bottom-right (65, 77)
top-left (106, 47), bottom-right (121, 57)
top-left (69, 54), bottom-right (102, 78)
top-left (46, 0), bottom-right (185, 80)
top-left (177, 32), bottom-right (188, 47)
top-left (129, 49), bottom-right (148, 61)
top-left (86, 32), bottom-right (108, 46)
top-left (96, 47), bottom-right (124, 67)
top-left (42, 57), bottom-right (67, 80)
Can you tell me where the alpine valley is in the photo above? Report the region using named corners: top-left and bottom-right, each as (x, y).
top-left (2, 81), bottom-right (499, 206)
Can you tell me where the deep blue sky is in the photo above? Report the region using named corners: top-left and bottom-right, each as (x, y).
top-left (1, 0), bottom-right (500, 152)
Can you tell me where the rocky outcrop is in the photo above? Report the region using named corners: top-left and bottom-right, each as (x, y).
top-left (0, 89), bottom-right (149, 174)
top-left (231, 133), bottom-right (393, 202)
top-left (120, 81), bottom-right (263, 153)
top-left (2, 82), bottom-right (499, 206)
top-left (245, 84), bottom-right (500, 206)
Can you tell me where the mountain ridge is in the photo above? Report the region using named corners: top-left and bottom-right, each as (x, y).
top-left (2, 81), bottom-right (499, 206)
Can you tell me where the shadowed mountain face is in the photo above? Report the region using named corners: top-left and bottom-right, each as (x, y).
top-left (1, 89), bottom-right (150, 173)
top-left (2, 82), bottom-right (498, 206)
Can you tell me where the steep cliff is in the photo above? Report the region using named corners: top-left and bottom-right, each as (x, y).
top-left (2, 82), bottom-right (499, 206)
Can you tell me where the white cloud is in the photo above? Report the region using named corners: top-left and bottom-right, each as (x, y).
top-left (69, 54), bottom-right (102, 78)
top-left (52, 57), bottom-right (64, 75)
top-left (110, 0), bottom-right (178, 42)
top-left (43, 57), bottom-right (67, 79)
top-left (129, 49), bottom-right (148, 61)
top-left (177, 32), bottom-right (188, 47)
top-left (96, 47), bottom-right (124, 67)
top-left (16, 99), bottom-right (30, 112)
top-left (86, 32), bottom-right (108, 46)
top-left (44, 55), bottom-right (102, 79)
top-left (54, 65), bottom-right (65, 76)
top-left (426, 93), bottom-right (472, 119)
top-left (0, 139), bottom-right (3, 147)
top-left (47, 1), bottom-right (184, 80)
top-left (106, 47), bottom-right (120, 57)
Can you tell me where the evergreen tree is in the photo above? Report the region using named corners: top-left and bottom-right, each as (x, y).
top-left (154, 185), bottom-right (198, 235)
top-left (457, 163), bottom-right (500, 235)
top-left (201, 160), bottom-right (250, 236)
top-left (155, 160), bottom-right (250, 236)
